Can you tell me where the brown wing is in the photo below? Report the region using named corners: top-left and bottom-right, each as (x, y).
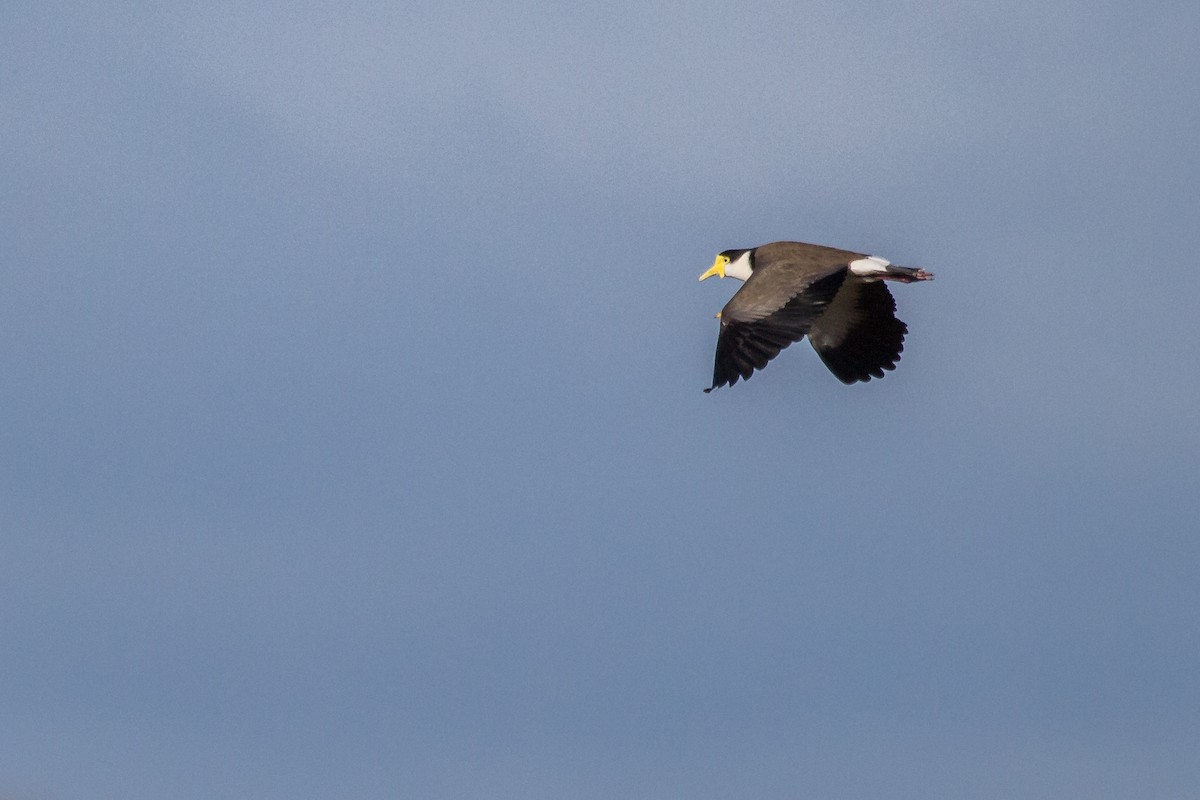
top-left (705, 269), bottom-right (846, 392)
top-left (807, 279), bottom-right (907, 384)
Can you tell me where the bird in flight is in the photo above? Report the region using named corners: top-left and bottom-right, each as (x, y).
top-left (699, 241), bottom-right (933, 392)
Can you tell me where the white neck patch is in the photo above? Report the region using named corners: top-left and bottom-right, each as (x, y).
top-left (725, 250), bottom-right (754, 281)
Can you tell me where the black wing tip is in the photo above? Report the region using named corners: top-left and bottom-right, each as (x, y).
top-left (827, 344), bottom-right (904, 383)
top-left (706, 371), bottom-right (746, 392)
top-left (836, 359), bottom-right (900, 384)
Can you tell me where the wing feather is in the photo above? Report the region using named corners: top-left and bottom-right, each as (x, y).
top-left (808, 280), bottom-right (907, 384)
top-left (706, 270), bottom-right (846, 392)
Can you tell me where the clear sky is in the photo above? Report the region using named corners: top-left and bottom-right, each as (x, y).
top-left (4, 2), bottom-right (1199, 798)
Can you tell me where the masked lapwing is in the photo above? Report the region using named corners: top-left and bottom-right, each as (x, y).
top-left (699, 241), bottom-right (933, 392)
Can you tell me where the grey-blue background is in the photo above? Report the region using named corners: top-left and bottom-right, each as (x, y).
top-left (4, 2), bottom-right (1198, 798)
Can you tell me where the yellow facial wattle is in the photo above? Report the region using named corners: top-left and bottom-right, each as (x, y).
top-left (698, 255), bottom-right (729, 281)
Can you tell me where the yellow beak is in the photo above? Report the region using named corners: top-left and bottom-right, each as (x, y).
top-left (698, 256), bottom-right (726, 282)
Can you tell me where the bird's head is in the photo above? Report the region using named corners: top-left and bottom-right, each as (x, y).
top-left (698, 248), bottom-right (753, 282)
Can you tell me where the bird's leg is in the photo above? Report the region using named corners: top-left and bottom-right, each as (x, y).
top-left (880, 266), bottom-right (934, 283)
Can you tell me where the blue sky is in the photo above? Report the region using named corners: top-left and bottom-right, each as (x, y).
top-left (4, 2), bottom-right (1199, 798)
